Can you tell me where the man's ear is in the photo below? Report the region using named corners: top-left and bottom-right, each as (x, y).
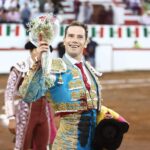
top-left (63, 39), bottom-right (65, 46)
top-left (84, 38), bottom-right (89, 48)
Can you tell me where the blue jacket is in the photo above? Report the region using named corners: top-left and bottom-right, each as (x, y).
top-left (20, 56), bottom-right (102, 115)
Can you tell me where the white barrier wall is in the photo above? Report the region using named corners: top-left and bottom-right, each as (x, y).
top-left (113, 50), bottom-right (150, 71)
top-left (0, 50), bottom-right (58, 73)
top-left (1, 48), bottom-right (150, 73)
top-left (0, 51), bottom-right (29, 73)
top-left (0, 24), bottom-right (150, 73)
top-left (96, 46), bottom-right (150, 72)
top-left (95, 45), bottom-right (113, 72)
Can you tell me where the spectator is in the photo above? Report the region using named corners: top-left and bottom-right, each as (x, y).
top-left (127, 0), bottom-right (142, 15)
top-left (74, 0), bottom-right (81, 20)
top-left (105, 5), bottom-right (114, 24)
top-left (3, 0), bottom-right (11, 10)
top-left (98, 5), bottom-right (107, 24)
top-left (141, 11), bottom-right (150, 25)
top-left (43, 0), bottom-right (54, 13)
top-left (6, 8), bottom-right (21, 23)
top-left (77, 2), bottom-right (85, 22)
top-left (0, 0), bottom-right (5, 8)
top-left (28, 0), bottom-right (40, 18)
top-left (19, 0), bottom-right (29, 10)
top-left (77, 1), bottom-right (93, 23)
top-left (57, 41), bottom-right (65, 58)
top-left (133, 40), bottom-right (141, 49)
top-left (4, 0), bottom-right (19, 10)
top-left (0, 8), bottom-right (7, 23)
top-left (20, 2), bottom-right (31, 29)
top-left (85, 37), bottom-right (98, 67)
top-left (38, 0), bottom-right (46, 12)
top-left (83, 1), bottom-right (93, 24)
top-left (52, 0), bottom-right (63, 15)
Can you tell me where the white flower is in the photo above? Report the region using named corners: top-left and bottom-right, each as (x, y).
top-left (28, 14), bottom-right (59, 46)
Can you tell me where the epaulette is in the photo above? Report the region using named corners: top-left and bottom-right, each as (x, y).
top-left (85, 61), bottom-right (102, 77)
top-left (50, 58), bottom-right (67, 73)
top-left (11, 60), bottom-right (29, 73)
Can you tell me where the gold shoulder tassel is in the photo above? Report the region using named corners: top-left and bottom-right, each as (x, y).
top-left (58, 73), bottom-right (63, 84)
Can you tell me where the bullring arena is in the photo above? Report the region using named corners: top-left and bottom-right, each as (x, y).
top-left (1, 0), bottom-right (150, 149)
top-left (0, 71), bottom-right (150, 150)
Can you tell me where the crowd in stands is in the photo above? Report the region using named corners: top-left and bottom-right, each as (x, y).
top-left (141, 0), bottom-right (150, 25)
top-left (0, 0), bottom-right (150, 26)
top-left (0, 0), bottom-right (37, 24)
top-left (0, 0), bottom-right (63, 27)
top-left (124, 0), bottom-right (142, 15)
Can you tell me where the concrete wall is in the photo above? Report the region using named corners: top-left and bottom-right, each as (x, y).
top-left (0, 24), bottom-right (150, 73)
top-left (1, 47), bottom-right (150, 73)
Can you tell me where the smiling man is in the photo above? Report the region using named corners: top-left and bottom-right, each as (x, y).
top-left (19, 21), bottom-right (102, 150)
top-left (63, 23), bottom-right (88, 61)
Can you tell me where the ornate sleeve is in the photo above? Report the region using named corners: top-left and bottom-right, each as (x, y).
top-left (19, 68), bottom-right (48, 103)
top-left (19, 58), bottom-right (66, 103)
top-left (4, 69), bottom-right (18, 119)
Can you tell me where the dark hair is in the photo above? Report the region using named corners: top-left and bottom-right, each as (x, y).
top-left (64, 21), bottom-right (88, 39)
top-left (25, 41), bottom-right (53, 52)
top-left (24, 41), bottom-right (36, 50)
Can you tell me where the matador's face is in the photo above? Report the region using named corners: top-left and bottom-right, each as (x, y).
top-left (64, 26), bottom-right (87, 61)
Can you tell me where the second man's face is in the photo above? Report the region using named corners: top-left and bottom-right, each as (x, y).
top-left (64, 26), bottom-right (87, 61)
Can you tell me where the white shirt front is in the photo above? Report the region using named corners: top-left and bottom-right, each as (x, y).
top-left (65, 53), bottom-right (91, 84)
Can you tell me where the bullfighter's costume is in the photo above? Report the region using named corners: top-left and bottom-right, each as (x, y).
top-left (19, 53), bottom-right (129, 150)
top-left (5, 56), bottom-right (57, 150)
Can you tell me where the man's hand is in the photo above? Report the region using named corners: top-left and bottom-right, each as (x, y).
top-left (8, 119), bottom-right (16, 134)
top-left (36, 41), bottom-right (49, 61)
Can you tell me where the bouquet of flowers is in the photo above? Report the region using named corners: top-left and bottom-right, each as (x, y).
top-left (28, 14), bottom-right (59, 46)
top-left (28, 14), bottom-right (59, 87)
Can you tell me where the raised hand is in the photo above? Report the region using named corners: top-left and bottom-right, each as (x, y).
top-left (8, 119), bottom-right (16, 134)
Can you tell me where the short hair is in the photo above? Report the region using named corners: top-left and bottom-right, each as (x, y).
top-left (64, 21), bottom-right (88, 40)
top-left (24, 41), bottom-right (36, 51)
top-left (24, 41), bottom-right (53, 52)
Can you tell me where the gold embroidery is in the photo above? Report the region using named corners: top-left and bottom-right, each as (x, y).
top-left (91, 84), bottom-right (96, 90)
top-left (71, 89), bottom-right (86, 100)
top-left (51, 59), bottom-right (66, 72)
top-left (52, 114), bottom-right (79, 149)
top-left (71, 91), bottom-right (79, 100)
top-left (53, 101), bottom-right (88, 112)
top-left (68, 79), bottom-right (83, 90)
top-left (79, 89), bottom-right (86, 99)
top-left (58, 74), bottom-right (64, 84)
top-left (19, 69), bottom-right (36, 97)
top-left (90, 91), bottom-right (97, 99)
top-left (71, 68), bottom-right (80, 79)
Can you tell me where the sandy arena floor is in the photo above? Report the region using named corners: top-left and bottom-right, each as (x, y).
top-left (0, 71), bottom-right (150, 150)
